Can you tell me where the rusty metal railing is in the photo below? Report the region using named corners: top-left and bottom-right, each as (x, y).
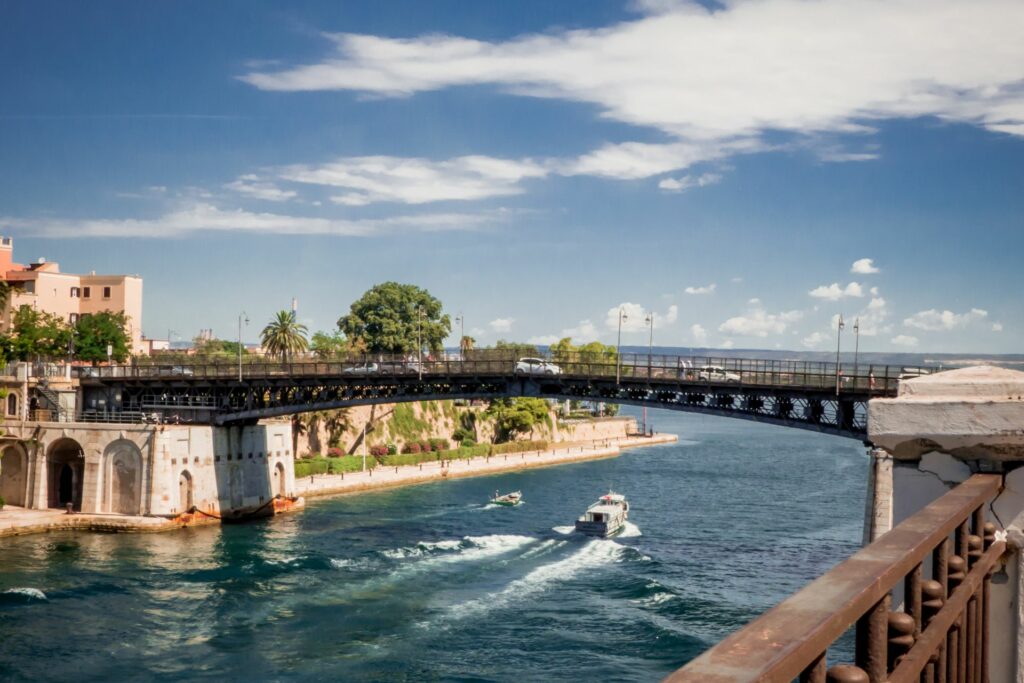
top-left (666, 474), bottom-right (1005, 683)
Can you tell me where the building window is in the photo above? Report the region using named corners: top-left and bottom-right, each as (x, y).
top-left (70, 286), bottom-right (80, 298)
top-left (103, 286), bottom-right (111, 299)
top-left (6, 393), bottom-right (17, 417)
top-left (69, 313), bottom-right (79, 324)
top-left (83, 286), bottom-right (91, 299)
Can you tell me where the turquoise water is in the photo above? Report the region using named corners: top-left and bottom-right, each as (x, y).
top-left (0, 408), bottom-right (867, 682)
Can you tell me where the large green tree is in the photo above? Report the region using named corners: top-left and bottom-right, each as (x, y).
top-left (484, 397), bottom-right (551, 442)
top-left (261, 311), bottom-right (309, 361)
top-left (310, 330), bottom-right (357, 358)
top-left (338, 282), bottom-right (450, 355)
top-left (11, 306), bottom-right (72, 360)
top-left (74, 311), bottom-right (131, 363)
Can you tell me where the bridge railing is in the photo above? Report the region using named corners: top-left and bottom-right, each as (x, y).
top-left (91, 352), bottom-right (928, 395)
top-left (666, 474), bottom-right (1004, 682)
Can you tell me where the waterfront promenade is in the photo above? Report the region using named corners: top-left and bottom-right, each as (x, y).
top-left (295, 433), bottom-right (677, 499)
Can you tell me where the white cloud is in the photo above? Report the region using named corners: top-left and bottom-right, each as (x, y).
top-left (684, 283), bottom-right (716, 295)
top-left (852, 297), bottom-right (891, 337)
top-left (993, 322), bottom-right (1004, 332)
top-left (279, 155), bottom-right (548, 205)
top-left (891, 334), bottom-right (919, 347)
top-left (489, 318), bottom-right (514, 333)
top-left (241, 1), bottom-right (1024, 160)
top-left (748, 298), bottom-right (761, 306)
top-left (225, 174), bottom-right (298, 202)
top-left (658, 172), bottom-right (723, 192)
top-left (851, 258), bottom-right (880, 274)
top-left (604, 302), bottom-right (677, 332)
top-left (718, 305), bottom-right (803, 338)
top-left (5, 202), bottom-right (490, 238)
top-left (720, 340), bottom-right (735, 350)
top-left (904, 308), bottom-right (988, 331)
top-left (802, 331), bottom-right (829, 348)
top-left (690, 323), bottom-right (707, 345)
top-left (527, 319), bottom-right (600, 346)
top-left (731, 277), bottom-right (744, 283)
top-left (809, 282), bottom-right (864, 300)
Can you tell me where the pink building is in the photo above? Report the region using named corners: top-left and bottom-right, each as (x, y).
top-left (0, 236), bottom-right (146, 355)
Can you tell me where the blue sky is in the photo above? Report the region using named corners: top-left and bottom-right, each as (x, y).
top-left (2, 0), bottom-right (1022, 352)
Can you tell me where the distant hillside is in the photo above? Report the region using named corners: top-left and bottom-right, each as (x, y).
top-left (614, 346), bottom-right (1024, 369)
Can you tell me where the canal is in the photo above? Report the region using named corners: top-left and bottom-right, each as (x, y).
top-left (0, 407), bottom-right (866, 682)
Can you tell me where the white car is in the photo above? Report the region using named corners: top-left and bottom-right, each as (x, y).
top-left (515, 357), bottom-right (563, 375)
top-left (697, 365), bottom-right (741, 383)
top-left (342, 362), bottom-right (379, 374)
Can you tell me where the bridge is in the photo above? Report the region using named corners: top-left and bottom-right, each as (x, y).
top-left (76, 352), bottom-right (918, 438)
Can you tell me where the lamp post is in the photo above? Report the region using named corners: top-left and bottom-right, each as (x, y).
top-left (238, 311), bottom-right (249, 382)
top-left (835, 314), bottom-right (845, 396)
top-left (362, 422), bottom-right (367, 472)
top-left (455, 313), bottom-right (464, 357)
top-left (616, 308), bottom-right (628, 384)
top-left (416, 306), bottom-right (424, 380)
top-left (645, 313), bottom-right (654, 378)
top-left (853, 317), bottom-right (860, 382)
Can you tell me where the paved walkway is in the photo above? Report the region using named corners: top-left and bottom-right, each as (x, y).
top-left (295, 433), bottom-right (677, 499)
top-left (0, 506), bottom-right (176, 537)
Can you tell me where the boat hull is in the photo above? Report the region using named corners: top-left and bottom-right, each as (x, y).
top-left (574, 520), bottom-right (624, 538)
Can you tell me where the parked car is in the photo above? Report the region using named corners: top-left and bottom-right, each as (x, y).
top-left (78, 366), bottom-right (101, 378)
top-left (697, 365), bottom-right (741, 383)
top-left (342, 362), bottom-right (379, 374)
top-left (169, 366), bottom-right (195, 376)
top-left (515, 357), bottom-right (563, 375)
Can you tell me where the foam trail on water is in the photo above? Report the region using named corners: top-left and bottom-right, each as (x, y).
top-left (3, 588), bottom-right (47, 601)
top-left (618, 522), bottom-right (642, 538)
top-left (551, 525), bottom-right (575, 535)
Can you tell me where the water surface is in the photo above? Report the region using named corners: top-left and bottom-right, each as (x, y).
top-left (0, 408), bottom-right (867, 681)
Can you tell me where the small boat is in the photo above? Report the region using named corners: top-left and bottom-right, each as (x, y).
top-left (490, 490), bottom-right (522, 507)
top-left (574, 491), bottom-right (629, 538)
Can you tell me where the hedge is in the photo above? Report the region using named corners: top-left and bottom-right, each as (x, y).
top-left (298, 440), bottom-right (553, 476)
top-left (490, 440), bottom-right (548, 455)
top-left (295, 456), bottom-right (372, 478)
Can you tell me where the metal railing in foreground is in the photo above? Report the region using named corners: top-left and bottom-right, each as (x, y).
top-left (666, 474), bottom-right (1004, 683)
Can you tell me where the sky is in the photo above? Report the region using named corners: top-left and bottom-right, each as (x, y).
top-left (2, 0), bottom-right (1022, 353)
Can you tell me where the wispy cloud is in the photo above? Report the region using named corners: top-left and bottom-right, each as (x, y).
top-left (684, 283), bottom-right (716, 295)
top-left (719, 305), bottom-right (803, 338)
top-left (225, 175), bottom-right (298, 202)
top-left (4, 202), bottom-right (492, 238)
top-left (659, 172), bottom-right (723, 193)
top-left (489, 318), bottom-right (514, 333)
top-left (241, 1), bottom-right (1024, 153)
top-left (904, 308), bottom-right (988, 331)
top-left (604, 302), bottom-right (677, 332)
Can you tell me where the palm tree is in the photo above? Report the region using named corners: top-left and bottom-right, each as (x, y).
top-left (460, 335), bottom-right (475, 355)
top-left (261, 310), bottom-right (309, 362)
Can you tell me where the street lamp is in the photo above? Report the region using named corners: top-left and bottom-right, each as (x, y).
top-left (835, 314), bottom-right (845, 396)
top-left (238, 311), bottom-right (249, 382)
top-left (853, 317), bottom-right (860, 381)
top-left (616, 308), bottom-right (629, 384)
top-left (455, 313), bottom-right (464, 357)
top-left (416, 306), bottom-right (424, 380)
top-left (645, 313), bottom-right (654, 378)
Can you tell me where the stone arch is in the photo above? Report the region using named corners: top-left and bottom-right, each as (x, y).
top-left (47, 438), bottom-right (85, 510)
top-left (272, 461), bottom-right (286, 497)
top-left (102, 439), bottom-right (143, 516)
top-left (0, 444), bottom-right (28, 507)
top-left (178, 470), bottom-right (193, 513)
top-left (6, 392), bottom-right (18, 418)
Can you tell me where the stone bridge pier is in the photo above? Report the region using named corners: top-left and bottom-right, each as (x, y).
top-left (867, 366), bottom-right (1024, 681)
top-left (0, 420), bottom-right (296, 518)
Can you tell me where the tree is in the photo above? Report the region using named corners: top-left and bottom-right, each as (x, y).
top-left (260, 311), bottom-right (309, 361)
top-left (459, 335), bottom-right (475, 355)
top-left (484, 397), bottom-right (551, 442)
top-left (495, 340), bottom-right (539, 357)
top-left (11, 306), bottom-right (72, 360)
top-left (75, 311), bottom-right (131, 363)
top-left (310, 330), bottom-right (351, 359)
top-left (192, 338), bottom-right (246, 361)
top-left (338, 282), bottom-right (450, 355)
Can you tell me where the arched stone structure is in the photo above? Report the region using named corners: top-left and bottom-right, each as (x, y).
top-left (47, 438), bottom-right (85, 510)
top-left (0, 444), bottom-right (28, 507)
top-left (178, 470), bottom-right (193, 513)
top-left (102, 440), bottom-right (143, 515)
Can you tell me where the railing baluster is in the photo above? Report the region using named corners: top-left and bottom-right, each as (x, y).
top-left (857, 595), bottom-right (890, 681)
top-left (801, 652), bottom-right (827, 683)
top-left (907, 562), bottom-right (923, 637)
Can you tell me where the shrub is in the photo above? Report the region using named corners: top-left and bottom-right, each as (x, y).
top-left (429, 438), bottom-right (450, 452)
top-left (461, 438), bottom-right (477, 447)
top-left (419, 439), bottom-right (433, 452)
top-left (387, 443), bottom-right (398, 455)
top-left (402, 442), bottom-right (422, 454)
top-left (327, 447), bottom-right (344, 458)
top-left (489, 440), bottom-right (549, 456)
top-left (369, 445), bottom-right (388, 457)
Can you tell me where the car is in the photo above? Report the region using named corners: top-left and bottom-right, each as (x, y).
top-left (169, 366), bottom-right (194, 376)
top-left (515, 357), bottom-right (563, 375)
top-left (78, 366), bottom-right (101, 378)
top-left (342, 362), bottom-right (379, 374)
top-left (697, 365), bottom-right (741, 383)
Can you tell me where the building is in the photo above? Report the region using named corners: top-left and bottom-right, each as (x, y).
top-left (0, 236), bottom-right (146, 354)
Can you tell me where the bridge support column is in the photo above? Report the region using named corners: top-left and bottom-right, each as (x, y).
top-left (861, 448), bottom-right (893, 544)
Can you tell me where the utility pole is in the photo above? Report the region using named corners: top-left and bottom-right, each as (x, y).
top-left (416, 306), bottom-right (424, 380)
top-left (238, 311), bottom-right (249, 382)
top-left (645, 313), bottom-right (654, 378)
top-left (835, 314), bottom-right (845, 396)
top-left (616, 308), bottom-right (628, 384)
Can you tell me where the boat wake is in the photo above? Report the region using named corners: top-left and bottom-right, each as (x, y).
top-left (619, 521), bottom-right (642, 538)
top-left (0, 587), bottom-right (47, 604)
top-left (551, 525), bottom-right (575, 535)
